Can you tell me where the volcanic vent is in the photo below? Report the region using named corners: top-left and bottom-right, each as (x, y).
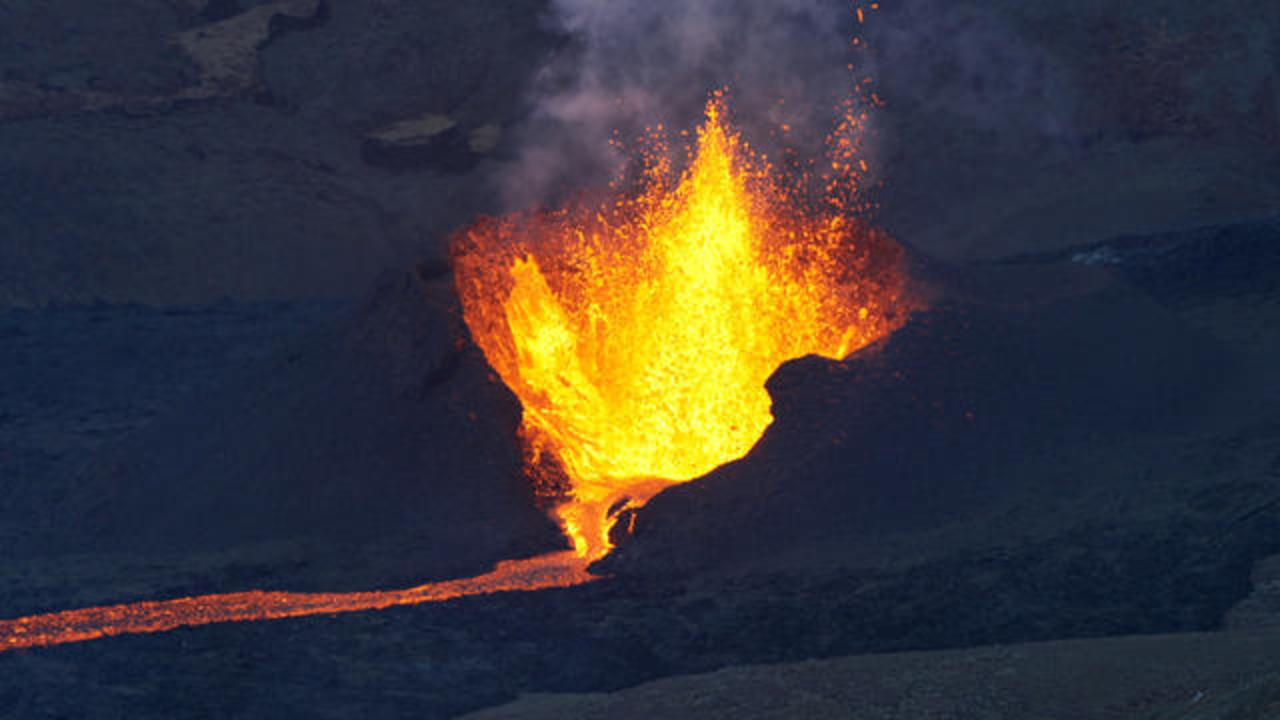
top-left (453, 94), bottom-right (908, 560)
top-left (1, 93), bottom-right (909, 653)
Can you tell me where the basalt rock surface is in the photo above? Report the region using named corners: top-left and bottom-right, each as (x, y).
top-left (38, 266), bottom-right (563, 606)
top-left (602, 259), bottom-right (1231, 579)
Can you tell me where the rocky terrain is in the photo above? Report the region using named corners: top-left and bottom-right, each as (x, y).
top-left (2, 0), bottom-right (1280, 718)
top-left (464, 627), bottom-right (1280, 720)
top-left (3, 221), bottom-right (1277, 719)
top-left (0, 0), bottom-right (556, 308)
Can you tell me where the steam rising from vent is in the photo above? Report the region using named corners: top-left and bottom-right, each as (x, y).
top-left (503, 0), bottom-right (872, 209)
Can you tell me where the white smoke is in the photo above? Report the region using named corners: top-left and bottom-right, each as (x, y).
top-left (497, 0), bottom-right (1075, 210)
top-left (499, 0), bottom-right (866, 209)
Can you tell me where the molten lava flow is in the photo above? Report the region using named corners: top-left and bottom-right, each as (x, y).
top-left (1, 552), bottom-right (591, 652)
top-left (455, 95), bottom-right (906, 560)
top-left (2, 87), bottom-right (908, 655)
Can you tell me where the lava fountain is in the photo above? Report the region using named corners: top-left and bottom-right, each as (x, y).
top-left (454, 93), bottom-right (907, 560)
top-left (1, 92), bottom-right (908, 653)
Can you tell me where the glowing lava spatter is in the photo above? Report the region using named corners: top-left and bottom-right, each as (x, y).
top-left (454, 93), bottom-right (906, 560)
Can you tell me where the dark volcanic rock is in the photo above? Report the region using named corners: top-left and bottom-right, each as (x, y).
top-left (1008, 215), bottom-right (1280, 304)
top-left (0, 0), bottom-right (557, 309)
top-left (0, 299), bottom-right (342, 544)
top-left (62, 266), bottom-right (563, 592)
top-left (4, 228), bottom-right (1280, 720)
top-left (601, 259), bottom-right (1230, 578)
top-left (1226, 553), bottom-right (1280, 630)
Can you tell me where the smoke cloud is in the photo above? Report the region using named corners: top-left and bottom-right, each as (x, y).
top-left (499, 0), bottom-right (867, 209)
top-left (498, 0), bottom-right (1075, 210)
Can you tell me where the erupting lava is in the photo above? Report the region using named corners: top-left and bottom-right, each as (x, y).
top-left (1, 90), bottom-right (907, 653)
top-left (454, 93), bottom-right (906, 560)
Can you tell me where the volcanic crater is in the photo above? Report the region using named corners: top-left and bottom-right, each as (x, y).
top-left (4, 0), bottom-right (1280, 717)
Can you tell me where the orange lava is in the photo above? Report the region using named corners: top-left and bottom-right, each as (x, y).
top-left (454, 93), bottom-right (907, 560)
top-left (3, 23), bottom-right (907, 651)
top-left (0, 551), bottom-right (592, 652)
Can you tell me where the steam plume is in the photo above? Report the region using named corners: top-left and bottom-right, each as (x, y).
top-left (496, 0), bottom-right (1078, 212)
top-left (500, 0), bottom-right (866, 209)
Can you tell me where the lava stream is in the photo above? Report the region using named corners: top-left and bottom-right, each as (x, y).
top-left (1, 551), bottom-right (591, 652)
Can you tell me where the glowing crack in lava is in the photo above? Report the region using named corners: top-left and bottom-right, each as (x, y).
top-left (0, 93), bottom-right (907, 654)
top-left (454, 94), bottom-right (907, 560)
